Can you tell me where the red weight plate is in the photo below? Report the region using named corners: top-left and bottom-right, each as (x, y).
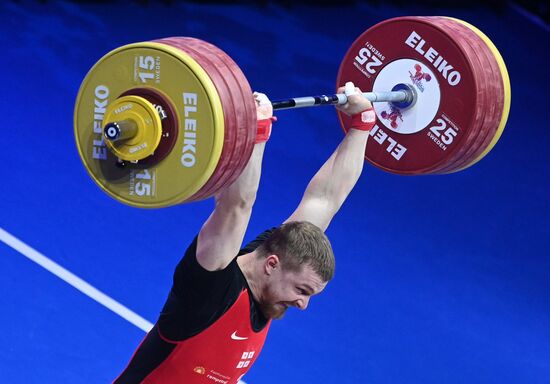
top-left (162, 38), bottom-right (255, 201)
top-left (432, 19), bottom-right (504, 173)
top-left (179, 38), bottom-right (255, 200)
top-left (212, 46), bottom-right (257, 194)
top-left (184, 39), bottom-right (254, 200)
top-left (435, 19), bottom-right (504, 172)
top-left (160, 38), bottom-right (240, 202)
top-left (452, 19), bottom-right (510, 171)
top-left (462, 45), bottom-right (504, 169)
top-left (421, 17), bottom-right (490, 174)
top-left (337, 16), bottom-right (480, 175)
top-left (432, 19), bottom-right (495, 173)
top-left (155, 37), bottom-right (239, 202)
top-left (429, 18), bottom-right (502, 173)
top-left (156, 37), bottom-right (240, 202)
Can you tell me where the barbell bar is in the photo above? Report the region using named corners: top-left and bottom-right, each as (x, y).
top-left (102, 87), bottom-right (416, 145)
top-left (101, 87), bottom-right (417, 147)
top-left (269, 86), bottom-right (416, 110)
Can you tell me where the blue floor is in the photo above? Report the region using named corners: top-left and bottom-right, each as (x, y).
top-left (1, 1), bottom-right (549, 383)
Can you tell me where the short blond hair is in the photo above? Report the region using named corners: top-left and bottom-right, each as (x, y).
top-left (256, 221), bottom-right (335, 281)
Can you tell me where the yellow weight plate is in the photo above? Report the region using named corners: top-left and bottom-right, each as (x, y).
top-left (103, 95), bottom-right (162, 162)
top-left (74, 42), bottom-right (225, 208)
top-left (449, 18), bottom-right (511, 170)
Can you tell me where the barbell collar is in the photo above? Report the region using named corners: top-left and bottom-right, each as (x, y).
top-left (104, 120), bottom-right (138, 142)
top-left (271, 88), bottom-right (414, 110)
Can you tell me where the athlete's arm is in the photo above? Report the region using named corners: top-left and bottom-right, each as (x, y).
top-left (285, 84), bottom-right (373, 231)
top-left (197, 93), bottom-right (273, 271)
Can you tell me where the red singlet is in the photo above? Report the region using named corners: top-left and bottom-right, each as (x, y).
top-left (142, 289), bottom-right (271, 384)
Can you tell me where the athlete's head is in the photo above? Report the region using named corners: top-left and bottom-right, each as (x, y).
top-left (254, 221), bottom-right (334, 319)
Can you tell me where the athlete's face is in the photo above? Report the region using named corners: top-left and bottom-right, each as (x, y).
top-left (259, 257), bottom-right (327, 319)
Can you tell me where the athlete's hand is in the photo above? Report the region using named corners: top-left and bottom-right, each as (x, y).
top-left (254, 92), bottom-right (273, 120)
top-left (253, 92), bottom-right (276, 144)
top-left (336, 82), bottom-right (372, 116)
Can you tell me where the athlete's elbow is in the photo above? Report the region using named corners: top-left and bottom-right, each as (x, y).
top-left (329, 184), bottom-right (358, 214)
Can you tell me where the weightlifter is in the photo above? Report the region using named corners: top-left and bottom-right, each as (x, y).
top-left (114, 82), bottom-right (375, 384)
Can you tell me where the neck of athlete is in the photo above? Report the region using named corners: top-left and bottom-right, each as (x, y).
top-left (237, 251), bottom-right (265, 304)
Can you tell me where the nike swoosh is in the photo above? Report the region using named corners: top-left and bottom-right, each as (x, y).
top-left (231, 331), bottom-right (248, 340)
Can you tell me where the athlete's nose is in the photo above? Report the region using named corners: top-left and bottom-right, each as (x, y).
top-left (296, 296), bottom-right (310, 310)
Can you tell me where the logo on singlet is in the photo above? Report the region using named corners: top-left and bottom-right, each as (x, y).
top-left (236, 351), bottom-right (255, 368)
top-left (231, 331), bottom-right (248, 340)
top-left (193, 366), bottom-right (206, 374)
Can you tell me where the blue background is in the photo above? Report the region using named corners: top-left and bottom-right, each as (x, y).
top-left (0, 1), bottom-right (548, 383)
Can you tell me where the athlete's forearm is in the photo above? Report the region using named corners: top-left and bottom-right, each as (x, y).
top-left (302, 129), bottom-right (369, 212)
top-left (214, 142), bottom-right (266, 209)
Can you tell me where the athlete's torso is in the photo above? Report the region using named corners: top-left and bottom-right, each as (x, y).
top-left (114, 230), bottom-right (273, 384)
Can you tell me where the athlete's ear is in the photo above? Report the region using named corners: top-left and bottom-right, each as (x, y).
top-left (264, 255), bottom-right (280, 275)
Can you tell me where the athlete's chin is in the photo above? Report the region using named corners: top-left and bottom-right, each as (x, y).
top-left (262, 304), bottom-right (287, 320)
top-left (271, 309), bottom-right (286, 320)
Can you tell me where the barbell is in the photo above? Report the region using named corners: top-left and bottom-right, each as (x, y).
top-left (74, 16), bottom-right (511, 208)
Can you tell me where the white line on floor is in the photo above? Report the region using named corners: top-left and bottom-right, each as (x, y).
top-left (0, 226), bottom-right (153, 332)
